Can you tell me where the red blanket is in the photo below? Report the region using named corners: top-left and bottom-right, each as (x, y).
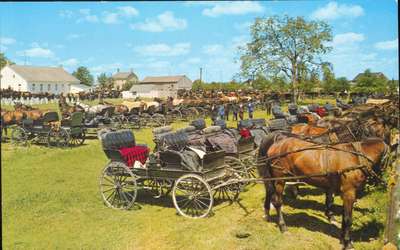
top-left (119, 146), bottom-right (149, 167)
top-left (315, 107), bottom-right (327, 117)
top-left (240, 128), bottom-right (252, 139)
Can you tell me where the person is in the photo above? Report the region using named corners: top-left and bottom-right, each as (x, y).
top-left (232, 102), bottom-right (239, 121)
top-left (239, 102), bottom-right (244, 120)
top-left (265, 99), bottom-right (272, 116)
top-left (218, 104), bottom-right (225, 120)
top-left (248, 101), bottom-right (254, 119)
top-left (225, 103), bottom-right (231, 121)
top-left (211, 104), bottom-right (218, 123)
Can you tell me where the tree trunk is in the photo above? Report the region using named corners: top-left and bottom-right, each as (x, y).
top-left (291, 64), bottom-right (297, 104)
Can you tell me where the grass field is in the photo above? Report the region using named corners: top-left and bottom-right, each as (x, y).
top-left (1, 100), bottom-right (391, 249)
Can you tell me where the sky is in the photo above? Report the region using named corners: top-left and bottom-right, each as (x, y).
top-left (0, 1), bottom-right (398, 83)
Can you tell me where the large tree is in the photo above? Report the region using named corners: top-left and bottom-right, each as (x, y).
top-left (72, 66), bottom-right (94, 86)
top-left (239, 15), bottom-right (332, 103)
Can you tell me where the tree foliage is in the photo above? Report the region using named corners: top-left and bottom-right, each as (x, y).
top-left (121, 80), bottom-right (135, 91)
top-left (97, 73), bottom-right (113, 89)
top-left (352, 69), bottom-right (390, 94)
top-left (72, 66), bottom-right (94, 86)
top-left (239, 15), bottom-right (332, 102)
top-left (0, 53), bottom-right (14, 69)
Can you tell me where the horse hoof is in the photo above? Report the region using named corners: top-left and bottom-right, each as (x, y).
top-left (263, 214), bottom-right (271, 222)
top-left (342, 241), bottom-right (354, 250)
top-left (279, 224), bottom-right (287, 233)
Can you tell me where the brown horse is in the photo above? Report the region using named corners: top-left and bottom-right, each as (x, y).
top-left (292, 117), bottom-right (392, 146)
top-left (14, 104), bottom-right (45, 121)
top-left (258, 135), bottom-right (389, 249)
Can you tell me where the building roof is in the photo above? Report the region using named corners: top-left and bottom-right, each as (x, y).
top-left (111, 72), bottom-right (138, 80)
top-left (9, 65), bottom-right (80, 84)
top-left (140, 75), bottom-right (187, 84)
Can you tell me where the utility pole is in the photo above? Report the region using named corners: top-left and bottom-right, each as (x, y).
top-left (199, 67), bottom-right (203, 83)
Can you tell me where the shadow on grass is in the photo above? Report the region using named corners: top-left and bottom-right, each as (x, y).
top-left (284, 194), bottom-right (372, 215)
top-left (132, 189), bottom-right (240, 216)
top-left (352, 218), bottom-right (384, 241)
top-left (270, 212), bottom-right (341, 239)
top-left (270, 211), bottom-right (383, 243)
top-left (297, 186), bottom-right (325, 197)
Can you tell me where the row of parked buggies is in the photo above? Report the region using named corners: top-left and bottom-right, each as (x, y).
top-left (98, 116), bottom-right (292, 218)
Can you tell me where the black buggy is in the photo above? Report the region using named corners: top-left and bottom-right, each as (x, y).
top-left (10, 111), bottom-right (85, 147)
top-left (99, 129), bottom-right (247, 218)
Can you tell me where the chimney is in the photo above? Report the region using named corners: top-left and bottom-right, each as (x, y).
top-left (117, 68), bottom-right (120, 73)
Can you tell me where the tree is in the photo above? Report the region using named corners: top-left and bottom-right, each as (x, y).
top-left (334, 77), bottom-right (350, 93)
top-left (239, 15), bottom-right (332, 103)
top-left (192, 79), bottom-right (204, 90)
top-left (321, 63), bottom-right (336, 93)
top-left (298, 69), bottom-right (320, 94)
top-left (97, 73), bottom-right (109, 88)
top-left (72, 66), bottom-right (94, 86)
top-left (121, 80), bottom-right (135, 91)
top-left (352, 69), bottom-right (388, 94)
top-left (0, 53), bottom-right (14, 69)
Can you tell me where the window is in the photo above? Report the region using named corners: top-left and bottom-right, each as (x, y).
top-left (61, 84), bottom-right (64, 90)
top-left (40, 84), bottom-right (43, 92)
top-left (47, 84), bottom-right (51, 91)
top-left (55, 84), bottom-right (58, 91)
top-left (32, 84), bottom-right (36, 91)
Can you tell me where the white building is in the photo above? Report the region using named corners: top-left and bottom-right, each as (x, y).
top-left (130, 75), bottom-right (192, 98)
top-left (0, 64), bottom-right (86, 94)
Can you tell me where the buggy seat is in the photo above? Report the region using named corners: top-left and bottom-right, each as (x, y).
top-left (190, 118), bottom-right (206, 130)
top-left (268, 118), bottom-right (289, 132)
top-left (100, 129), bottom-right (149, 167)
top-left (28, 111), bottom-right (59, 127)
top-left (238, 119), bottom-right (268, 147)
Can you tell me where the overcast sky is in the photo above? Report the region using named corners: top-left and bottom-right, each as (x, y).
top-left (0, 1), bottom-right (398, 82)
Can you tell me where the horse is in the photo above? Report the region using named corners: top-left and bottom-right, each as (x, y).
top-left (258, 135), bottom-right (389, 249)
top-left (58, 99), bottom-right (84, 119)
top-left (14, 102), bottom-right (46, 122)
top-left (99, 100), bottom-right (129, 115)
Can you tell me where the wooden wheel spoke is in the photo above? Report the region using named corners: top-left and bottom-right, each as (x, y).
top-left (102, 187), bottom-right (115, 193)
top-left (106, 190), bottom-right (116, 203)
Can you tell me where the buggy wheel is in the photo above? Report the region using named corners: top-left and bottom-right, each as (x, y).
top-left (151, 114), bottom-right (166, 128)
top-left (241, 156), bottom-right (258, 179)
top-left (223, 156), bottom-right (249, 197)
top-left (69, 130), bottom-right (85, 146)
top-left (11, 126), bottom-right (28, 146)
top-left (146, 179), bottom-right (173, 198)
top-left (100, 161), bottom-right (137, 210)
top-left (224, 156), bottom-right (250, 181)
top-left (173, 174), bottom-right (213, 218)
top-left (47, 127), bottom-right (70, 147)
top-left (128, 115), bottom-right (141, 129)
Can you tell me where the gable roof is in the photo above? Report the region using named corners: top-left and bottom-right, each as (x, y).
top-left (111, 72), bottom-right (138, 80)
top-left (140, 75), bottom-right (187, 84)
top-left (9, 65), bottom-right (80, 84)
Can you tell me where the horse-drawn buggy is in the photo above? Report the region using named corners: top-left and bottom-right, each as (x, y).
top-left (10, 111), bottom-right (85, 147)
top-left (98, 128), bottom-right (250, 218)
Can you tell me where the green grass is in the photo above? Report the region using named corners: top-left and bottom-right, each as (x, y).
top-left (1, 101), bottom-right (391, 250)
